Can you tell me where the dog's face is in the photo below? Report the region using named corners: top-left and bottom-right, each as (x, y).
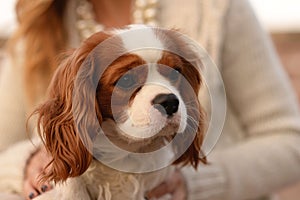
top-left (36, 26), bottom-right (206, 182)
top-left (98, 52), bottom-right (189, 150)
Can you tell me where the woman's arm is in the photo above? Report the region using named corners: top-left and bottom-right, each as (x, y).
top-left (181, 0), bottom-right (300, 199)
top-left (0, 53), bottom-right (27, 151)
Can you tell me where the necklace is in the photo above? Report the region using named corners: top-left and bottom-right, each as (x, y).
top-left (76, 0), bottom-right (158, 41)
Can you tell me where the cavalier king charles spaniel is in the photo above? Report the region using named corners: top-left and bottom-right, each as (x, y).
top-left (33, 25), bottom-right (206, 200)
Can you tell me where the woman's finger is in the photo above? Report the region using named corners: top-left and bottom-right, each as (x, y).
top-left (172, 188), bottom-right (187, 200)
top-left (146, 169), bottom-right (187, 200)
top-left (23, 147), bottom-right (53, 198)
top-left (146, 182), bottom-right (170, 199)
top-left (23, 180), bottom-right (39, 200)
top-left (25, 158), bottom-right (45, 193)
top-left (30, 174), bottom-right (47, 194)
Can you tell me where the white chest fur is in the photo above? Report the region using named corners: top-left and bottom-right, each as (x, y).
top-left (35, 160), bottom-right (174, 200)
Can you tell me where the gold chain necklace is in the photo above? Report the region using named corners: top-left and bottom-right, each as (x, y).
top-left (76, 0), bottom-right (158, 41)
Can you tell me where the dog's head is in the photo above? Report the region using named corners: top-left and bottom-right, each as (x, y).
top-left (35, 26), bottom-right (206, 182)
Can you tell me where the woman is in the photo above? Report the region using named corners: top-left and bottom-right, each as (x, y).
top-left (0, 0), bottom-right (300, 199)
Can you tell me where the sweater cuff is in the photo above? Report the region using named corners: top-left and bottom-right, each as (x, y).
top-left (0, 139), bottom-right (40, 194)
top-left (181, 164), bottom-right (227, 200)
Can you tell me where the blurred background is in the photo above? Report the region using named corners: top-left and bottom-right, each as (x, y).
top-left (0, 0), bottom-right (299, 199)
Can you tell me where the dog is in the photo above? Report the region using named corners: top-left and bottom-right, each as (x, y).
top-left (33, 25), bottom-right (206, 200)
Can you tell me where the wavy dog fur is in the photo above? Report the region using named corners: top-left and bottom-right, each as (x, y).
top-left (34, 28), bottom-right (206, 188)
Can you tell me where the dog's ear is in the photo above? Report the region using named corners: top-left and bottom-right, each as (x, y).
top-left (172, 57), bottom-right (207, 169)
top-left (34, 32), bottom-right (110, 182)
top-left (164, 29), bottom-right (207, 168)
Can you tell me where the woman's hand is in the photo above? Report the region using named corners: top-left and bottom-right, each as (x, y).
top-left (146, 169), bottom-right (188, 200)
top-left (23, 147), bottom-right (52, 199)
top-left (23, 150), bottom-right (187, 200)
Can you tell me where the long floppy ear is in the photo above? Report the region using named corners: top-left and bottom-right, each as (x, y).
top-left (34, 32), bottom-right (110, 182)
top-left (173, 58), bottom-right (207, 169)
top-left (163, 29), bottom-right (207, 169)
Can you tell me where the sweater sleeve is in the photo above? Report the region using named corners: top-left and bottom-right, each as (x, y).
top-left (0, 138), bottom-right (38, 194)
top-left (0, 52), bottom-right (27, 151)
top-left (182, 0), bottom-right (300, 199)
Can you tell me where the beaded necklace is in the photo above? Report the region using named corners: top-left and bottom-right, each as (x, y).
top-left (76, 0), bottom-right (158, 41)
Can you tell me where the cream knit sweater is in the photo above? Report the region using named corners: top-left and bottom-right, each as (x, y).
top-left (0, 0), bottom-right (300, 200)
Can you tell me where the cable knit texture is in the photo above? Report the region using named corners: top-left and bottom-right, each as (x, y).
top-left (0, 0), bottom-right (300, 199)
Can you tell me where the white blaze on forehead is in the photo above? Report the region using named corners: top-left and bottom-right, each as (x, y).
top-left (146, 64), bottom-right (170, 85)
top-left (117, 25), bottom-right (164, 63)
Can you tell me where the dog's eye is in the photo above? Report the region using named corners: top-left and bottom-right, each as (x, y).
top-left (169, 69), bottom-right (181, 82)
top-left (116, 74), bottom-right (136, 89)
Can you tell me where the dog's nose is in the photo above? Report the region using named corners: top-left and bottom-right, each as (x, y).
top-left (152, 93), bottom-right (179, 116)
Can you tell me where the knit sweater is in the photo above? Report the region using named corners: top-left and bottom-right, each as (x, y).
top-left (173, 0), bottom-right (300, 199)
top-left (0, 0), bottom-right (300, 199)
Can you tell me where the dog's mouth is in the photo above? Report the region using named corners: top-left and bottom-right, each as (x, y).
top-left (155, 121), bottom-right (180, 137)
top-left (99, 119), bottom-right (181, 153)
